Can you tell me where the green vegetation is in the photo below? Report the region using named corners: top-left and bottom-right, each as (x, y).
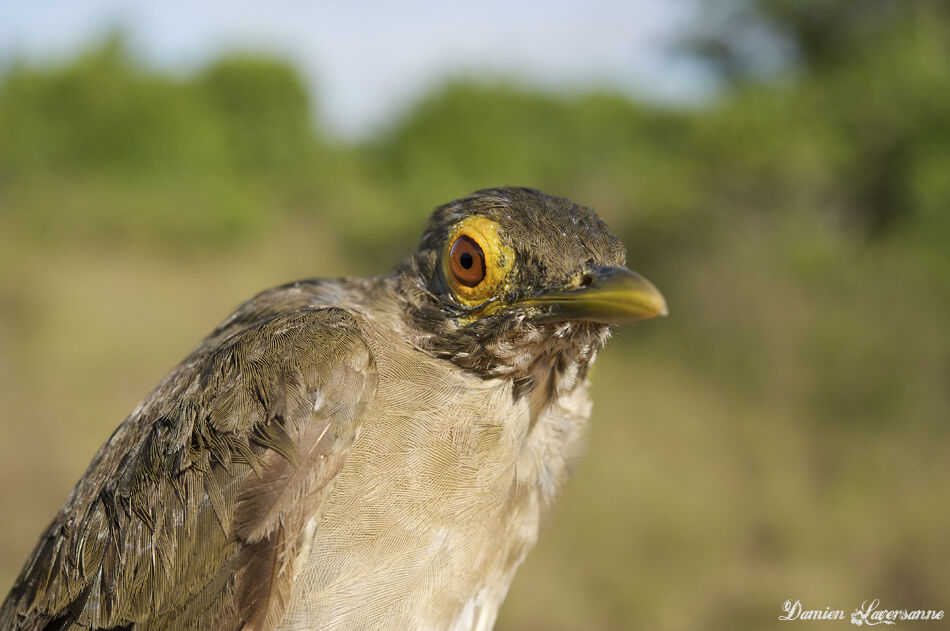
top-left (1, 5), bottom-right (948, 629)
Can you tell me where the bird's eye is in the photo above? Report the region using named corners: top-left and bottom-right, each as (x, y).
top-left (449, 236), bottom-right (486, 287)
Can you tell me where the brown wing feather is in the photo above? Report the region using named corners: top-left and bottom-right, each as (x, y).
top-left (0, 307), bottom-right (377, 631)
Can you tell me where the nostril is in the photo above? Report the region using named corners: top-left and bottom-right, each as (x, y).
top-left (579, 274), bottom-right (593, 288)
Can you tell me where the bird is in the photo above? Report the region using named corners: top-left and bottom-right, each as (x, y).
top-left (0, 187), bottom-right (667, 631)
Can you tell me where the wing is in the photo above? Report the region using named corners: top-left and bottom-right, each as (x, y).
top-left (0, 307), bottom-right (377, 631)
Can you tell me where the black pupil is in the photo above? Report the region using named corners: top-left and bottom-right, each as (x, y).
top-left (460, 252), bottom-right (474, 269)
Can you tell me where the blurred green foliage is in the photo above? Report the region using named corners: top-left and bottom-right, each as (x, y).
top-left (1, 5), bottom-right (948, 630)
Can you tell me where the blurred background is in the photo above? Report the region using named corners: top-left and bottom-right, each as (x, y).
top-left (1, 1), bottom-right (949, 629)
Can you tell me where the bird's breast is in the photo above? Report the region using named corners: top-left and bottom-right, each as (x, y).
top-left (277, 330), bottom-right (592, 630)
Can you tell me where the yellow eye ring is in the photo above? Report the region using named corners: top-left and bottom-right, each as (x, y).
top-left (442, 216), bottom-right (515, 307)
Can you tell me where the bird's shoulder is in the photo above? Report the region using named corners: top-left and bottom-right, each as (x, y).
top-left (0, 299), bottom-right (378, 631)
top-left (204, 277), bottom-right (380, 346)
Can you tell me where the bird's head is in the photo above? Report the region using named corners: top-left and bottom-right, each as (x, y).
top-left (397, 187), bottom-right (667, 385)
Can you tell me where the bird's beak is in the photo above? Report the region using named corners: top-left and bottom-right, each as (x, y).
top-left (519, 266), bottom-right (668, 325)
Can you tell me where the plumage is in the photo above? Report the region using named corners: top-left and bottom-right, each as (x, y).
top-left (0, 188), bottom-right (666, 631)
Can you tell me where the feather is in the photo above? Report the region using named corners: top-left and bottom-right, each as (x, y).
top-left (234, 526), bottom-right (292, 631)
top-left (234, 418), bottom-right (335, 544)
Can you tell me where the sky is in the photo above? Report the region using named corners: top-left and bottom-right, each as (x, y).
top-left (0, 0), bottom-right (710, 138)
